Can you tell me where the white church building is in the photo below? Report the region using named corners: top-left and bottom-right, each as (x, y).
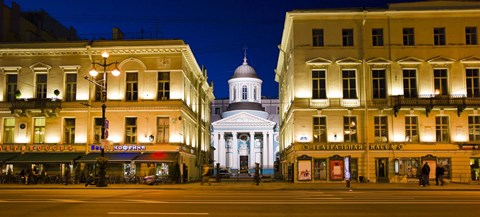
top-left (211, 55), bottom-right (279, 175)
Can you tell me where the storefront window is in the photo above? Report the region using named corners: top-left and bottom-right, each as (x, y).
top-left (124, 163), bottom-right (135, 176)
top-left (437, 158), bottom-right (450, 179)
top-left (471, 158), bottom-right (480, 181)
top-left (156, 163), bottom-right (169, 176)
top-left (313, 159), bottom-right (327, 180)
top-left (398, 158), bottom-right (420, 178)
top-left (350, 158), bottom-right (358, 180)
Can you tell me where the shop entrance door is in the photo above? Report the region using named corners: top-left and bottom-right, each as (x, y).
top-left (240, 156), bottom-right (248, 173)
top-left (376, 158), bottom-right (389, 183)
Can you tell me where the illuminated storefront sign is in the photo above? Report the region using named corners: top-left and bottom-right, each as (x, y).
top-left (0, 145), bottom-right (74, 152)
top-left (301, 143), bottom-right (403, 151)
top-left (302, 144), bottom-right (366, 151)
top-left (90, 144), bottom-right (146, 151)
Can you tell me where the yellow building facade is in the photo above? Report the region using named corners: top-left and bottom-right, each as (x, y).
top-left (276, 1), bottom-right (480, 183)
top-left (0, 40), bottom-right (213, 183)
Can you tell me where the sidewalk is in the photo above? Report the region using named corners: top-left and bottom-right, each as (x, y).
top-left (1, 181), bottom-right (479, 191)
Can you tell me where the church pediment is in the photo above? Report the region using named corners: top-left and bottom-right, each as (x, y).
top-left (212, 112), bottom-right (275, 128)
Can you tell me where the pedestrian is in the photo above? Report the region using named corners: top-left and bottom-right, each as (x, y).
top-left (421, 162), bottom-right (430, 187)
top-left (436, 164), bottom-right (445, 186)
top-left (201, 164), bottom-right (211, 185)
top-left (85, 174), bottom-right (94, 187)
top-left (19, 169), bottom-right (26, 184)
top-left (25, 167), bottom-right (33, 185)
top-left (254, 163), bottom-right (261, 186)
top-left (64, 166), bottom-right (71, 185)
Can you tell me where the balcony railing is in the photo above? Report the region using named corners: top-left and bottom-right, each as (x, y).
top-left (390, 94), bottom-right (480, 117)
top-left (12, 98), bottom-right (61, 110)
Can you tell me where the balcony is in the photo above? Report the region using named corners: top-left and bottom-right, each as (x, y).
top-left (11, 98), bottom-right (62, 117)
top-left (390, 94), bottom-right (480, 117)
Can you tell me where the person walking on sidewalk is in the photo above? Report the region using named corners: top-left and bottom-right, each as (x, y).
top-left (421, 162), bottom-right (430, 186)
top-left (64, 166), bottom-right (71, 185)
top-left (201, 164), bottom-right (211, 186)
top-left (254, 163), bottom-right (261, 186)
top-left (436, 164), bottom-right (445, 186)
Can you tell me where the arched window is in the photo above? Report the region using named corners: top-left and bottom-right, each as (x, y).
top-left (242, 85), bottom-right (248, 100)
top-left (254, 86), bottom-right (258, 100)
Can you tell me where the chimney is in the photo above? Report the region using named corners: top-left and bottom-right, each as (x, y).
top-left (112, 27), bottom-right (124, 40)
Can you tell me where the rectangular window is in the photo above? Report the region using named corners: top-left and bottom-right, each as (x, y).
top-left (398, 158), bottom-right (420, 178)
top-left (312, 70), bottom-right (326, 99)
top-left (5, 74), bottom-right (17, 102)
top-left (156, 117), bottom-right (170, 143)
top-left (215, 107), bottom-right (221, 115)
top-left (126, 72), bottom-right (138, 101)
top-left (125, 117), bottom-right (137, 144)
top-left (342, 29), bottom-right (354, 46)
top-left (94, 118), bottom-right (103, 143)
top-left (436, 116), bottom-right (449, 142)
top-left (312, 29), bottom-right (324, 47)
top-left (157, 72), bottom-right (170, 100)
top-left (65, 73), bottom-right (77, 102)
top-left (469, 116), bottom-right (480, 142)
top-left (342, 70), bottom-right (357, 99)
top-left (344, 116), bottom-right (357, 143)
top-left (313, 159), bottom-right (327, 180)
top-left (403, 28), bottom-right (415, 46)
top-left (313, 117), bottom-right (326, 143)
top-left (466, 27), bottom-right (478, 45)
top-left (405, 116), bottom-right (419, 143)
top-left (3, 118), bottom-right (15, 143)
top-left (434, 69), bottom-right (448, 95)
top-left (466, 68), bottom-right (480, 97)
top-left (374, 116), bottom-right (388, 143)
top-left (403, 69), bottom-right (418, 98)
top-left (372, 69), bottom-right (386, 99)
top-left (434, 27), bottom-right (446, 46)
top-left (36, 74), bottom-right (47, 99)
top-left (33, 118), bottom-right (46, 144)
top-left (372, 28), bottom-right (384, 46)
top-left (64, 118), bottom-right (75, 144)
top-left (95, 73), bottom-right (103, 101)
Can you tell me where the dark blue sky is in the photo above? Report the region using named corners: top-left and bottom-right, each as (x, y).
top-left (10, 0), bottom-right (416, 99)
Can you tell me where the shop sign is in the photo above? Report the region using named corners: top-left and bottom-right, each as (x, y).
top-left (369, 144), bottom-right (403, 150)
top-left (0, 145), bottom-right (74, 152)
top-left (302, 144), bottom-right (366, 151)
top-left (113, 145), bottom-right (146, 151)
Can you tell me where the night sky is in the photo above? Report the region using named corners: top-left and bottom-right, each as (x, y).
top-left (9, 0), bottom-right (417, 99)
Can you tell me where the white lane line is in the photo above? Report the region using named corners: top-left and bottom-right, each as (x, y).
top-left (108, 212), bottom-right (208, 215)
top-left (127, 200), bottom-right (168, 203)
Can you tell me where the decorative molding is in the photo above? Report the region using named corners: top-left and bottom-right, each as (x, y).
top-left (397, 56), bottom-right (424, 65)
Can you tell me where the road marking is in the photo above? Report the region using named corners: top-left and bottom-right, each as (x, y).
top-left (127, 200), bottom-right (168, 203)
top-left (52, 199), bottom-right (83, 203)
top-left (108, 212), bottom-right (208, 215)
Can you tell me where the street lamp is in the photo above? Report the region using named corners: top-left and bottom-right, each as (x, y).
top-left (85, 50), bottom-right (120, 187)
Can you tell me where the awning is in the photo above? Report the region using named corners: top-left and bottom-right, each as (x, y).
top-left (6, 153), bottom-right (83, 163)
top-left (76, 153), bottom-right (140, 163)
top-left (134, 152), bottom-right (178, 162)
top-left (0, 153), bottom-right (20, 162)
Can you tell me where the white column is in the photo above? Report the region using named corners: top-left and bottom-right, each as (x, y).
top-left (268, 131), bottom-right (274, 170)
top-left (249, 131), bottom-right (255, 168)
top-left (213, 132), bottom-right (219, 164)
top-left (219, 132), bottom-right (225, 168)
top-left (232, 132), bottom-right (238, 170)
top-left (262, 131), bottom-right (267, 168)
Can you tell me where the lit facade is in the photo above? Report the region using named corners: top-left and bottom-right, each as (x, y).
top-left (276, 1), bottom-right (480, 183)
top-left (0, 40), bottom-right (214, 183)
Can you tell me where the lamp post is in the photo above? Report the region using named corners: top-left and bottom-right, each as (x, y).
top-left (85, 50), bottom-right (120, 187)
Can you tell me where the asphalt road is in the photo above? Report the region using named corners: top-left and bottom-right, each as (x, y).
top-left (1, 189), bottom-right (479, 217)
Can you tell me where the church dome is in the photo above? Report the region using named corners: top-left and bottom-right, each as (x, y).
top-left (231, 57), bottom-right (259, 79)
